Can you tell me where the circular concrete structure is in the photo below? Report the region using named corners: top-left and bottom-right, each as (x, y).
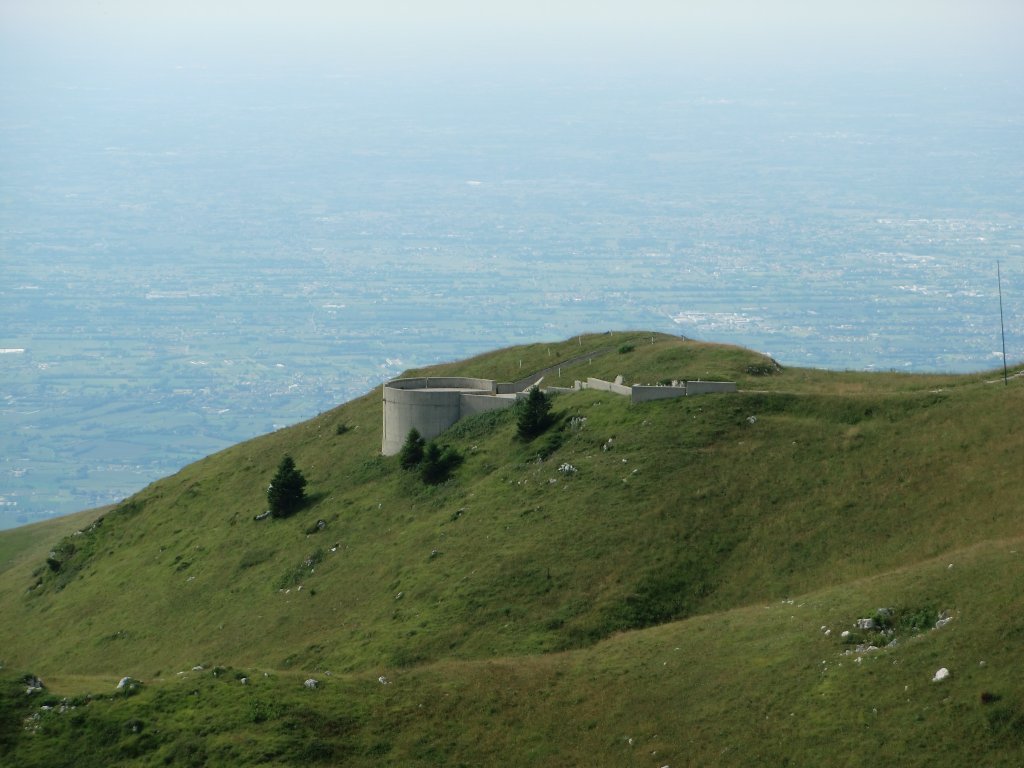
top-left (381, 377), bottom-right (504, 456)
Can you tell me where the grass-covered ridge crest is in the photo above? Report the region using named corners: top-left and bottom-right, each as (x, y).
top-left (0, 330), bottom-right (1022, 766)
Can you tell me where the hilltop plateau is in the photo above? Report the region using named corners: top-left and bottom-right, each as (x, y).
top-left (1, 331), bottom-right (1022, 766)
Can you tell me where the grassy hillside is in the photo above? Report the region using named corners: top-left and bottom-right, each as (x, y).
top-left (1, 331), bottom-right (1022, 766)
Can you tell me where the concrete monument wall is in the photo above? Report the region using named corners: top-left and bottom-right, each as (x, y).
top-left (586, 377), bottom-right (633, 396)
top-left (630, 385), bottom-right (688, 403)
top-left (382, 376), bottom-right (518, 455)
top-left (685, 381), bottom-right (738, 395)
top-left (382, 370), bottom-right (738, 455)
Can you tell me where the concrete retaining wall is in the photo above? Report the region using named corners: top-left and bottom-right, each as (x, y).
top-left (460, 393), bottom-right (518, 417)
top-left (631, 385), bottom-right (688, 403)
top-left (585, 377), bottom-right (736, 403)
top-left (586, 377), bottom-right (633, 396)
top-left (503, 373), bottom-right (544, 394)
top-left (686, 381), bottom-right (738, 395)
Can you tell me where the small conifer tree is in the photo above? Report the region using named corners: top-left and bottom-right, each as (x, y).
top-left (399, 428), bottom-right (426, 469)
top-left (517, 386), bottom-right (553, 440)
top-left (267, 454), bottom-right (307, 518)
top-left (420, 442), bottom-right (446, 485)
top-left (420, 442), bottom-right (462, 485)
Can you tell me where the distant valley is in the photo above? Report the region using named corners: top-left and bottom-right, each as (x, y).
top-left (2, 73), bottom-right (1021, 527)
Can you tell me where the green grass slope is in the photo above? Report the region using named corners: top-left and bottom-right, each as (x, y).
top-left (1, 331), bottom-right (1022, 766)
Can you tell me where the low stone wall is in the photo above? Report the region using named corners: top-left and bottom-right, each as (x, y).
top-left (581, 376), bottom-right (736, 404)
top-left (686, 381), bottom-right (738, 395)
top-left (586, 377), bottom-right (632, 396)
top-left (460, 392), bottom-right (519, 417)
top-left (502, 373), bottom-right (545, 394)
top-left (631, 385), bottom-right (688, 404)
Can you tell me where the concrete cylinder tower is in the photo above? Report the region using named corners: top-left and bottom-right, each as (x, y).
top-left (381, 377), bottom-right (497, 455)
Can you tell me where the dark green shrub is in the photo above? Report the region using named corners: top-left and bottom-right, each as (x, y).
top-left (267, 455), bottom-right (307, 518)
top-left (894, 606), bottom-right (939, 632)
top-left (399, 428), bottom-right (425, 469)
top-left (420, 442), bottom-right (462, 485)
top-left (517, 387), bottom-right (553, 440)
top-left (746, 361), bottom-right (783, 376)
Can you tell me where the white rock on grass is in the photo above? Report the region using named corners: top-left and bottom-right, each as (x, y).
top-left (304, 678), bottom-right (319, 689)
top-left (932, 668), bottom-right (951, 683)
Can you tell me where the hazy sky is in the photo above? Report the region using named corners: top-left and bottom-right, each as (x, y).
top-left (2, 0), bottom-right (1021, 81)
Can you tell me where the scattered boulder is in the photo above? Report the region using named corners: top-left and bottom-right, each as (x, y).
top-left (856, 617), bottom-right (877, 631)
top-left (378, 675), bottom-right (390, 685)
top-left (117, 676), bottom-right (142, 692)
top-left (932, 668), bottom-right (951, 683)
top-left (24, 675), bottom-right (44, 695)
top-left (254, 510), bottom-right (271, 521)
top-left (304, 678), bottom-right (319, 689)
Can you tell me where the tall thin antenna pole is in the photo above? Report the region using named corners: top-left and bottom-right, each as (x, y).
top-left (998, 260), bottom-right (1008, 386)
